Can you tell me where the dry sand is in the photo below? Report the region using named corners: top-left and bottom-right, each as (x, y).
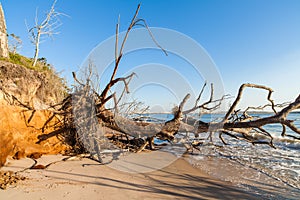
top-left (0, 153), bottom-right (261, 200)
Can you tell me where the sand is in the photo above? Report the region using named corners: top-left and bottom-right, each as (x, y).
top-left (0, 153), bottom-right (261, 200)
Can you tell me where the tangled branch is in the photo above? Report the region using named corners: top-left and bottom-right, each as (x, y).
top-left (31, 5), bottom-right (300, 163)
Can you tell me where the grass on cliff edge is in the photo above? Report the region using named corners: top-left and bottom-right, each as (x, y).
top-left (1, 52), bottom-right (52, 72)
top-left (0, 52), bottom-right (69, 102)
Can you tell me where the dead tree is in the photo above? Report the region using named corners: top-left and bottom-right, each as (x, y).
top-left (36, 4), bottom-right (300, 163)
top-left (182, 83), bottom-right (300, 148)
top-left (26, 0), bottom-right (65, 67)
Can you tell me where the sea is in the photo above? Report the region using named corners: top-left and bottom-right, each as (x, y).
top-left (144, 112), bottom-right (300, 199)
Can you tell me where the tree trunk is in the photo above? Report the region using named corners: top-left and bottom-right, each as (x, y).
top-left (32, 29), bottom-right (41, 67)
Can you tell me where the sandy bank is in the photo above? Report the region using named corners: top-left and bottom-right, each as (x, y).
top-left (0, 153), bottom-right (260, 200)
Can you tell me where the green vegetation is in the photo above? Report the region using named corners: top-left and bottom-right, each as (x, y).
top-left (0, 52), bottom-right (68, 104)
top-left (0, 52), bottom-right (52, 72)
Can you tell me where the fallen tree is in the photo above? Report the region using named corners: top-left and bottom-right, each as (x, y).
top-left (35, 4), bottom-right (300, 163)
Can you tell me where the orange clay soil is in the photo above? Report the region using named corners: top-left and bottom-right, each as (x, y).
top-left (0, 104), bottom-right (70, 167)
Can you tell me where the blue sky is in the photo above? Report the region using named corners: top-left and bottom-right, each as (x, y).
top-left (1, 0), bottom-right (300, 110)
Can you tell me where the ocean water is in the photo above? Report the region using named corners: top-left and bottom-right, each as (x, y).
top-left (147, 112), bottom-right (300, 199)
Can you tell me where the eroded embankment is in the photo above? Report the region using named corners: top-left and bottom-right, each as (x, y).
top-left (0, 105), bottom-right (70, 167)
top-left (0, 60), bottom-right (69, 167)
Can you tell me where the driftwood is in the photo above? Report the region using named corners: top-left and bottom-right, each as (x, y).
top-left (34, 4), bottom-right (300, 163)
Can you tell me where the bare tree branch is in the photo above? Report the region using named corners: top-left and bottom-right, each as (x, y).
top-left (27, 0), bottom-right (67, 67)
top-left (223, 83), bottom-right (276, 122)
top-left (29, 4), bottom-right (300, 162)
top-left (100, 4), bottom-right (167, 103)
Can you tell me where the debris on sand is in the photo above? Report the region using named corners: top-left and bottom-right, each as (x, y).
top-left (0, 171), bottom-right (25, 190)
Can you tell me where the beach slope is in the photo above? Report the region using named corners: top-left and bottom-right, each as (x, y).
top-left (0, 154), bottom-right (260, 200)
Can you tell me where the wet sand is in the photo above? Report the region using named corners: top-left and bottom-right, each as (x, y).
top-left (0, 153), bottom-right (261, 200)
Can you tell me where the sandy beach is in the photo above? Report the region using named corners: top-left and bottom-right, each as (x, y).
top-left (0, 152), bottom-right (261, 200)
